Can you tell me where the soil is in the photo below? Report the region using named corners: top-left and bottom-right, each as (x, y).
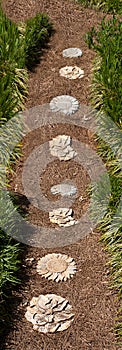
top-left (1, 0), bottom-right (120, 349)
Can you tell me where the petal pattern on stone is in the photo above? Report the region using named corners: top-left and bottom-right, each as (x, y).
top-left (49, 208), bottom-right (78, 227)
top-left (50, 95), bottom-right (79, 115)
top-left (49, 135), bottom-right (77, 161)
top-left (25, 294), bottom-right (74, 333)
top-left (59, 66), bottom-right (84, 79)
top-left (57, 320), bottom-right (73, 331)
top-left (36, 253), bottom-right (77, 282)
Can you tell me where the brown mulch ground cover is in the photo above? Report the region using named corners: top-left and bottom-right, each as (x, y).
top-left (1, 0), bottom-right (120, 349)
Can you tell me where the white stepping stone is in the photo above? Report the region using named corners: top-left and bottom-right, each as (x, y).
top-left (59, 66), bottom-right (84, 79)
top-left (49, 208), bottom-right (78, 227)
top-left (51, 183), bottom-right (77, 197)
top-left (50, 95), bottom-right (79, 115)
top-left (49, 135), bottom-right (77, 161)
top-left (63, 48), bottom-right (82, 58)
top-left (25, 294), bottom-right (74, 333)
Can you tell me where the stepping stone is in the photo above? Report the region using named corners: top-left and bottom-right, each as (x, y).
top-left (25, 294), bottom-right (74, 333)
top-left (49, 208), bottom-right (78, 227)
top-left (49, 135), bottom-right (77, 161)
top-left (50, 95), bottom-right (79, 115)
top-left (62, 47), bottom-right (82, 58)
top-left (59, 66), bottom-right (84, 79)
top-left (51, 183), bottom-right (77, 197)
top-left (36, 253), bottom-right (77, 281)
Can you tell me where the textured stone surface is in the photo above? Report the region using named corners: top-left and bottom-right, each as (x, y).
top-left (50, 95), bottom-right (79, 115)
top-left (62, 47), bottom-right (82, 58)
top-left (37, 253), bottom-right (77, 281)
top-left (25, 294), bottom-right (74, 333)
top-left (51, 183), bottom-right (77, 197)
top-left (49, 135), bottom-right (77, 160)
top-left (59, 66), bottom-right (84, 79)
top-left (49, 208), bottom-right (78, 227)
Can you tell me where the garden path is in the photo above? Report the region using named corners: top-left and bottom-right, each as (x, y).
top-left (2, 0), bottom-right (119, 349)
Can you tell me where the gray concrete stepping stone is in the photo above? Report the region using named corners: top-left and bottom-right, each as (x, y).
top-left (62, 48), bottom-right (82, 58)
top-left (25, 294), bottom-right (74, 333)
top-left (59, 66), bottom-right (84, 79)
top-left (49, 208), bottom-right (78, 227)
top-left (49, 135), bottom-right (77, 161)
top-left (51, 183), bottom-right (77, 197)
top-left (50, 95), bottom-right (79, 115)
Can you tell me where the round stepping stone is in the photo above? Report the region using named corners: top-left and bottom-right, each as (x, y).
top-left (63, 48), bottom-right (82, 58)
top-left (51, 183), bottom-right (77, 197)
top-left (50, 95), bottom-right (79, 115)
top-left (25, 294), bottom-right (74, 333)
top-left (59, 66), bottom-right (84, 79)
top-left (36, 253), bottom-right (77, 281)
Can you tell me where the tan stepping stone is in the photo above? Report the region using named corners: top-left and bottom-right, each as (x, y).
top-left (36, 253), bottom-right (77, 281)
top-left (62, 47), bottom-right (82, 58)
top-left (25, 294), bottom-right (74, 333)
top-left (49, 208), bottom-right (78, 227)
top-left (49, 135), bottom-right (77, 160)
top-left (59, 66), bottom-right (84, 79)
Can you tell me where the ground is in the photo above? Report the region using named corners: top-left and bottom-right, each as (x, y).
top-left (1, 0), bottom-right (119, 349)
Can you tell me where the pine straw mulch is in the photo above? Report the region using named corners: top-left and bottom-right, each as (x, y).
top-left (1, 0), bottom-right (120, 349)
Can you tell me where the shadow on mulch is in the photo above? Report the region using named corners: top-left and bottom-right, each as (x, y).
top-left (26, 39), bottom-right (55, 72)
top-left (9, 191), bottom-right (30, 216)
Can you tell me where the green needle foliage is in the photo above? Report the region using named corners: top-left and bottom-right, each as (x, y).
top-left (86, 16), bottom-right (122, 338)
top-left (0, 9), bottom-right (53, 123)
top-left (77, 0), bottom-right (122, 14)
top-left (0, 230), bottom-right (20, 291)
top-left (0, 7), bottom-right (28, 124)
top-left (86, 17), bottom-right (122, 126)
top-left (23, 13), bottom-right (53, 70)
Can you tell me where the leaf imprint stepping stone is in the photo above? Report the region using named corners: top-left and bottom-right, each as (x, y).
top-left (49, 135), bottom-right (77, 160)
top-left (62, 47), bottom-right (82, 58)
top-left (50, 95), bottom-right (79, 115)
top-left (36, 253), bottom-right (77, 281)
top-left (59, 66), bottom-right (84, 79)
top-left (25, 294), bottom-right (74, 333)
top-left (51, 183), bottom-right (77, 197)
top-left (49, 208), bottom-right (78, 227)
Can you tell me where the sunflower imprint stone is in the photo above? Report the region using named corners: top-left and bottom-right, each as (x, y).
top-left (62, 47), bottom-right (82, 58)
top-left (25, 294), bottom-right (74, 333)
top-left (59, 66), bottom-right (84, 79)
top-left (50, 95), bottom-right (79, 115)
top-left (49, 135), bottom-right (77, 161)
top-left (51, 183), bottom-right (77, 197)
top-left (37, 253), bottom-right (77, 281)
top-left (49, 208), bottom-right (78, 227)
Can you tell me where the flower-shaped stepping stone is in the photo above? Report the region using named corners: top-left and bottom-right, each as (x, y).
top-left (25, 294), bottom-right (74, 333)
top-left (50, 95), bottom-right (79, 115)
top-left (62, 47), bottom-right (82, 58)
top-left (51, 183), bottom-right (77, 197)
top-left (49, 208), bottom-right (78, 227)
top-left (36, 253), bottom-right (77, 281)
top-left (59, 66), bottom-right (84, 79)
top-left (49, 135), bottom-right (77, 161)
